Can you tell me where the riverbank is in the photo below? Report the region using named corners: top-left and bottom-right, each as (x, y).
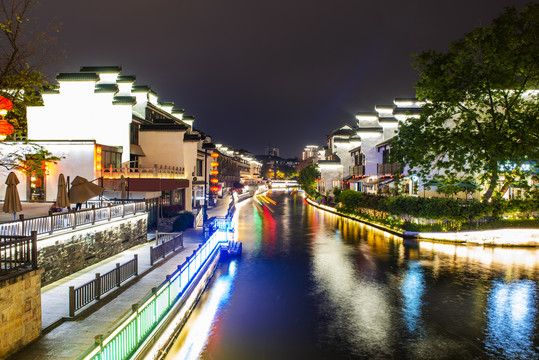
top-left (305, 197), bottom-right (539, 247)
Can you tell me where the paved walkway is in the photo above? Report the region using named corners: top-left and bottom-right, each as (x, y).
top-left (11, 199), bottom-right (232, 360)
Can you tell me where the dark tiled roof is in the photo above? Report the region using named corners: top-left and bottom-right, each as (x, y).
top-left (376, 136), bottom-right (396, 148)
top-left (334, 138), bottom-right (350, 143)
top-left (356, 127), bottom-right (383, 132)
top-left (80, 66), bottom-right (122, 73)
top-left (378, 117), bottom-right (399, 123)
top-left (140, 124), bottom-right (188, 132)
top-left (331, 128), bottom-right (356, 136)
top-left (182, 115), bottom-right (195, 121)
top-left (132, 85), bottom-right (151, 93)
top-left (355, 111), bottom-right (378, 117)
top-left (184, 133), bottom-right (202, 141)
top-left (117, 75), bottom-right (136, 82)
top-left (112, 96), bottom-right (136, 105)
top-left (172, 108), bottom-right (185, 114)
top-left (375, 105), bottom-right (395, 110)
top-left (95, 84), bottom-right (119, 93)
top-left (158, 101), bottom-right (174, 107)
top-left (349, 136), bottom-right (362, 141)
top-left (56, 73), bottom-right (99, 82)
top-left (393, 108), bottom-right (422, 115)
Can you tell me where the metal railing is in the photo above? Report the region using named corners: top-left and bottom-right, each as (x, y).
top-left (78, 228), bottom-right (229, 360)
top-left (100, 165), bottom-right (185, 179)
top-left (0, 231), bottom-right (37, 274)
top-left (69, 255), bottom-right (138, 317)
top-left (150, 232), bottom-right (184, 265)
top-left (0, 201), bottom-right (146, 237)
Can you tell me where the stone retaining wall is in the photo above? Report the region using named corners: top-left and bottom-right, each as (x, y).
top-left (0, 268), bottom-right (44, 359)
top-left (38, 215), bottom-right (148, 286)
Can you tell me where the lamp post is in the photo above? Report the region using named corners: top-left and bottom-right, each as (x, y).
top-left (202, 142), bottom-right (215, 226)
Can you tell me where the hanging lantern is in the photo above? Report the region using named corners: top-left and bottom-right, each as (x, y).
top-left (0, 96), bottom-right (13, 115)
top-left (0, 119), bottom-right (14, 140)
top-left (211, 152), bottom-right (219, 159)
top-left (210, 186), bottom-right (219, 192)
top-left (210, 178), bottom-right (219, 184)
top-left (210, 161), bottom-right (218, 167)
top-left (210, 170), bottom-right (219, 176)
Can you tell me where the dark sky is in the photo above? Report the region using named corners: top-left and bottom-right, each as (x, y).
top-left (35, 0), bottom-right (529, 158)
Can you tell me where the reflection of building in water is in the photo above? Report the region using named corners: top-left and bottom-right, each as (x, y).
top-left (484, 279), bottom-right (537, 359)
top-left (419, 241), bottom-right (539, 277)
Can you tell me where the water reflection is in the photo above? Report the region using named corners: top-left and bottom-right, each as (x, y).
top-left (400, 262), bottom-right (425, 335)
top-left (485, 279), bottom-right (538, 359)
top-left (166, 193), bottom-right (538, 359)
top-left (165, 261), bottom-right (237, 360)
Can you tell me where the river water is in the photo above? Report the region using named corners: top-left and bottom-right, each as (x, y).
top-left (165, 191), bottom-right (539, 360)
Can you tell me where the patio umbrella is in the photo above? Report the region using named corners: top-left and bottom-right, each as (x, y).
top-left (454, 180), bottom-right (481, 199)
top-left (3, 172), bottom-right (22, 220)
top-left (120, 175), bottom-right (127, 199)
top-left (56, 173), bottom-right (70, 208)
top-left (69, 176), bottom-right (104, 204)
top-left (421, 179), bottom-right (445, 188)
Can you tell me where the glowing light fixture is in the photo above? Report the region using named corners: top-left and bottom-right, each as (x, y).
top-left (210, 170), bottom-right (219, 176)
top-left (0, 96), bottom-right (14, 141)
top-left (210, 161), bottom-right (218, 167)
top-left (210, 186), bottom-right (219, 192)
top-left (210, 178), bottom-right (218, 184)
top-left (211, 152), bottom-right (219, 159)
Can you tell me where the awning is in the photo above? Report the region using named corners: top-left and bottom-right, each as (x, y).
top-left (130, 144), bottom-right (146, 156)
top-left (364, 178), bottom-right (395, 187)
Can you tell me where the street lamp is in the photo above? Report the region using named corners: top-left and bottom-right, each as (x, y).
top-left (202, 142), bottom-right (215, 225)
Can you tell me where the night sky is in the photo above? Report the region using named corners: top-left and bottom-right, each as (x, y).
top-left (36, 0), bottom-right (529, 158)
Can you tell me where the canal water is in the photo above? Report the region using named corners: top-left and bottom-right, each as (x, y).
top-left (165, 191), bottom-right (539, 360)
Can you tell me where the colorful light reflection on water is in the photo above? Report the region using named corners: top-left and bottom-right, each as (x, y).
top-left (166, 192), bottom-right (539, 360)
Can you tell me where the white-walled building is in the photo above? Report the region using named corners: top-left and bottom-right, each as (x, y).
top-left (2, 66), bottom-right (210, 214)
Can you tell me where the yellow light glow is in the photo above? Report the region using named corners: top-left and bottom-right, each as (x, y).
top-left (96, 155), bottom-right (101, 162)
top-left (96, 163), bottom-right (102, 170)
top-left (96, 146), bottom-right (102, 154)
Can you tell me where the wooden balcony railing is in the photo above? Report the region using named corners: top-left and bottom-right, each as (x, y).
top-left (377, 163), bottom-right (401, 175)
top-left (0, 231), bottom-right (37, 275)
top-left (349, 165), bottom-right (365, 176)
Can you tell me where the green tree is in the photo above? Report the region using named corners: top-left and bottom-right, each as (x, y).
top-left (298, 164), bottom-right (320, 196)
top-left (0, 0), bottom-right (62, 137)
top-left (392, 4), bottom-right (539, 202)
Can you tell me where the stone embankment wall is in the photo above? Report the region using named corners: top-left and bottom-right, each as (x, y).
top-left (39, 216), bottom-right (147, 285)
top-left (0, 268), bottom-right (44, 359)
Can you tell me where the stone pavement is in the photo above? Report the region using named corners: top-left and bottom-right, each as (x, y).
top-left (10, 199), bottom-right (232, 360)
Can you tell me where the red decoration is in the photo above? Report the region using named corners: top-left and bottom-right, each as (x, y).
top-left (210, 170), bottom-right (219, 176)
top-left (0, 96), bottom-right (13, 112)
top-left (0, 119), bottom-right (14, 139)
top-left (211, 152), bottom-right (219, 159)
top-left (210, 178), bottom-right (218, 184)
top-left (210, 186), bottom-right (219, 192)
top-left (210, 161), bottom-right (218, 167)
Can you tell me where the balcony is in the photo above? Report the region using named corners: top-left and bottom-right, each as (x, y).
top-left (100, 165), bottom-right (185, 179)
top-left (377, 163), bottom-right (400, 175)
top-left (349, 165), bottom-right (365, 176)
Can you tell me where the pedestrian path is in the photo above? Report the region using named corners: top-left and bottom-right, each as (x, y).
top-left (12, 200), bottom-right (233, 360)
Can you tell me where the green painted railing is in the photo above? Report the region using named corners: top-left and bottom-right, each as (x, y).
top-left (77, 228), bottom-right (229, 360)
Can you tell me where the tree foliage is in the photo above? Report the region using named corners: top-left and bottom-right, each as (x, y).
top-left (391, 4), bottom-right (539, 201)
top-left (0, 0), bottom-right (61, 137)
top-left (298, 164), bottom-right (320, 196)
top-left (0, 142), bottom-right (60, 175)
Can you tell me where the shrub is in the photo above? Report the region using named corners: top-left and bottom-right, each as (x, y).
top-left (172, 212), bottom-right (195, 231)
top-left (162, 204), bottom-right (183, 218)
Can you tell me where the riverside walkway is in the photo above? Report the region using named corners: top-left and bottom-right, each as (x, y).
top-left (10, 199), bottom-right (231, 360)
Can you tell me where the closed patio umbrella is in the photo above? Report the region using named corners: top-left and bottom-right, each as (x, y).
top-left (120, 175), bottom-right (127, 199)
top-left (69, 176), bottom-right (104, 204)
top-left (56, 173), bottom-right (70, 208)
top-left (3, 172), bottom-right (22, 220)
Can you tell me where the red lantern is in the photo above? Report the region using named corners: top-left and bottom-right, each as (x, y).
top-left (210, 170), bottom-right (219, 176)
top-left (210, 178), bottom-right (218, 184)
top-left (0, 119), bottom-right (14, 140)
top-left (210, 161), bottom-right (218, 167)
top-left (211, 152), bottom-right (219, 159)
top-left (0, 96), bottom-right (13, 112)
top-left (210, 186), bottom-right (219, 192)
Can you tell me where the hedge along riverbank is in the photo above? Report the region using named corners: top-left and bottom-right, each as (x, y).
top-left (333, 190), bottom-right (539, 232)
